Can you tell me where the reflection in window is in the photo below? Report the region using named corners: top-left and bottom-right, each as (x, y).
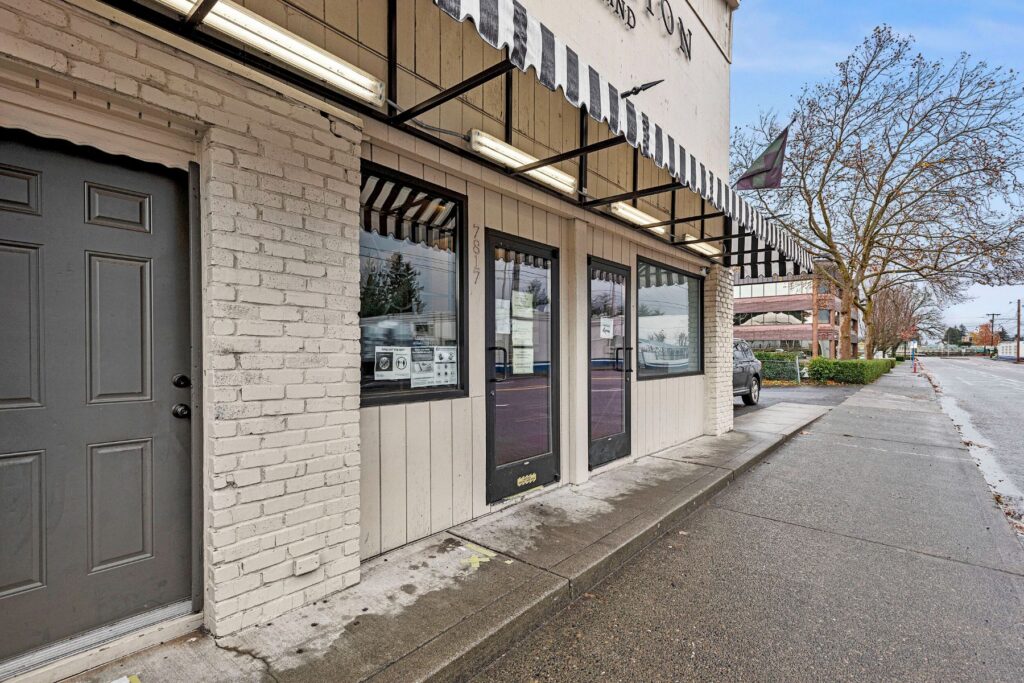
top-left (734, 310), bottom-right (812, 326)
top-left (636, 260), bottom-right (702, 378)
top-left (359, 168), bottom-right (462, 400)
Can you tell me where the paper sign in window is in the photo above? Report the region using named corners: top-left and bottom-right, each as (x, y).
top-left (511, 319), bottom-right (534, 347)
top-left (374, 346), bottom-right (411, 380)
top-left (512, 347), bottom-right (534, 375)
top-left (495, 299), bottom-right (512, 334)
top-left (511, 291), bottom-right (534, 318)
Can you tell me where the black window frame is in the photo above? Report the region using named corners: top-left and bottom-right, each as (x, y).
top-left (635, 256), bottom-right (705, 381)
top-left (357, 160), bottom-right (469, 407)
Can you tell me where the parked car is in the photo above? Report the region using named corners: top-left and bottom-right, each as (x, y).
top-left (733, 339), bottom-right (762, 405)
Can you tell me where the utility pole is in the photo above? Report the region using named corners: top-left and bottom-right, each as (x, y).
top-left (986, 313), bottom-right (999, 356)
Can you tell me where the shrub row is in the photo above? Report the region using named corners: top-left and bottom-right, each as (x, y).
top-left (753, 351), bottom-right (801, 381)
top-left (807, 357), bottom-right (894, 384)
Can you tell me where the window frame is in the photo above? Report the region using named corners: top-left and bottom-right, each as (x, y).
top-left (634, 256), bottom-right (705, 381)
top-left (357, 160), bottom-right (470, 407)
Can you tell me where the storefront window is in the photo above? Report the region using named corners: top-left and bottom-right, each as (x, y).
top-left (359, 163), bottom-right (466, 404)
top-left (636, 259), bottom-right (703, 379)
top-left (734, 310), bottom-right (812, 326)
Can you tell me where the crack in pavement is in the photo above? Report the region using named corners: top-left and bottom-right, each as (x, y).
top-left (213, 638), bottom-right (280, 683)
top-left (708, 504), bottom-right (1024, 579)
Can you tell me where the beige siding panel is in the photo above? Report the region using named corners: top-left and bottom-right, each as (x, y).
top-left (451, 397), bottom-right (474, 524)
top-left (548, 212), bottom-right (561, 249)
top-left (379, 404), bottom-right (407, 552)
top-left (518, 201), bottom-right (534, 240)
top-left (359, 406), bottom-right (381, 559)
top-left (501, 195), bottom-right (518, 237)
top-left (406, 402), bottom-right (432, 542)
top-left (485, 189), bottom-right (503, 230)
top-left (472, 395), bottom-right (488, 517)
top-left (429, 401), bottom-right (454, 533)
top-left (468, 183), bottom-right (487, 398)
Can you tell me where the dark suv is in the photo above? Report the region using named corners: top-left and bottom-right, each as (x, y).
top-left (733, 340), bottom-right (762, 406)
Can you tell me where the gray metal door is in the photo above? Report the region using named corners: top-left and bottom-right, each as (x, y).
top-left (0, 130), bottom-right (193, 662)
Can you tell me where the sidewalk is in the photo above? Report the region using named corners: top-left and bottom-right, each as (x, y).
top-left (478, 366), bottom-right (1024, 681)
top-left (53, 402), bottom-right (829, 683)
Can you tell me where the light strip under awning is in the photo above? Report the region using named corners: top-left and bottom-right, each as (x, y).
top-left (434, 0), bottom-right (813, 277)
top-left (152, 0), bottom-right (385, 106)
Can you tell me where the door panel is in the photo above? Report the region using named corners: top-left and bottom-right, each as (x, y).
top-left (486, 231), bottom-right (559, 503)
top-left (0, 129), bottom-right (192, 662)
top-left (588, 258), bottom-right (631, 468)
top-left (733, 343), bottom-right (746, 392)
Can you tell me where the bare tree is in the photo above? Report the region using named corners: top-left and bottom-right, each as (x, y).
top-left (733, 26), bottom-right (1024, 358)
top-left (869, 283), bottom-right (943, 357)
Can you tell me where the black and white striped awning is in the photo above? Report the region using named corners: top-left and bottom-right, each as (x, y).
top-left (637, 261), bottom-right (692, 289)
top-left (434, 0), bottom-right (813, 278)
top-left (360, 173), bottom-right (459, 251)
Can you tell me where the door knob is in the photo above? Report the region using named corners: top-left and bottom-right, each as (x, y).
top-left (172, 374), bottom-right (191, 388)
top-left (171, 403), bottom-right (191, 419)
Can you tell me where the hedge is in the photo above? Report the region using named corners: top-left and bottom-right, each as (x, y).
top-left (807, 357), bottom-right (894, 384)
top-left (753, 351), bottom-right (801, 381)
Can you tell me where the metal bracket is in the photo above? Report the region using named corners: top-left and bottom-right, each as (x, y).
top-left (389, 60), bottom-right (515, 125)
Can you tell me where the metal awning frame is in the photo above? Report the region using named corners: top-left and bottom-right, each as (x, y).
top-left (121, 0), bottom-right (800, 269)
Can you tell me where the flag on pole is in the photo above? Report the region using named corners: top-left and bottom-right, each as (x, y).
top-left (735, 125), bottom-right (790, 190)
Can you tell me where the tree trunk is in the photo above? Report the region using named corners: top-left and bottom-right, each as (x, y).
top-left (839, 287), bottom-right (854, 359)
top-left (863, 298), bottom-right (876, 359)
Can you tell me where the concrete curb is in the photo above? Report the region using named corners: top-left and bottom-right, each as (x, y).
top-left (376, 412), bottom-right (827, 682)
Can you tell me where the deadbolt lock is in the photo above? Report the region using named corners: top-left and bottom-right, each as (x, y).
top-left (172, 374), bottom-right (191, 388)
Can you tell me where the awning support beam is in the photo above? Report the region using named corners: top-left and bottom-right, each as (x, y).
top-left (389, 60), bottom-right (515, 125)
top-left (185, 0), bottom-right (219, 27)
top-left (673, 231), bottom-right (754, 246)
top-left (512, 135), bottom-right (628, 175)
top-left (582, 181), bottom-right (681, 208)
top-left (641, 211), bottom-right (725, 230)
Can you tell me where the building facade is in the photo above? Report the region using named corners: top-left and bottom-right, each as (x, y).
top-left (0, 0), bottom-right (810, 677)
top-left (734, 272), bottom-right (860, 357)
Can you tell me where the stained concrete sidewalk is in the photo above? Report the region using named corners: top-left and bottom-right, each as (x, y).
top-left (57, 402), bottom-right (827, 683)
top-left (479, 366), bottom-right (1024, 682)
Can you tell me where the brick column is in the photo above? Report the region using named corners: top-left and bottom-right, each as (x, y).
top-left (703, 264), bottom-right (734, 436)
top-left (201, 109), bottom-right (364, 634)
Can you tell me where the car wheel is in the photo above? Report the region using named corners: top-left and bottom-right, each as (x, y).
top-left (742, 377), bottom-right (760, 406)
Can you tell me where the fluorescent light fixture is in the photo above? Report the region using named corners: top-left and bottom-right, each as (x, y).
top-left (153, 0), bottom-right (384, 106)
top-left (469, 130), bottom-right (577, 195)
top-left (609, 202), bottom-right (666, 234)
top-left (683, 236), bottom-right (722, 257)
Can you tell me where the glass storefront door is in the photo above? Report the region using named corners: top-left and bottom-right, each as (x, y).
top-left (485, 231), bottom-right (559, 503)
top-left (588, 258), bottom-right (631, 468)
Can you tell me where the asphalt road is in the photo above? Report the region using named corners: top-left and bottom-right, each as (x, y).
top-left (923, 357), bottom-right (1024, 517)
top-left (733, 381), bottom-right (859, 417)
top-left (478, 367), bottom-right (1024, 682)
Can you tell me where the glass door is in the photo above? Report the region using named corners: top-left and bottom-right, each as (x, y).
top-left (588, 258), bottom-right (631, 468)
top-left (485, 231), bottom-right (559, 503)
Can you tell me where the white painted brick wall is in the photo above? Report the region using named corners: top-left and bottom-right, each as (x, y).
top-left (704, 265), bottom-right (735, 436)
top-left (0, 0), bottom-right (363, 636)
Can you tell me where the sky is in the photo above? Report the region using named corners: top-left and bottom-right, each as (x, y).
top-left (730, 0), bottom-right (1024, 333)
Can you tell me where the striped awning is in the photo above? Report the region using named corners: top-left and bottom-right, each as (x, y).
top-left (434, 0), bottom-right (813, 278)
top-left (360, 172), bottom-right (459, 251)
top-left (637, 261), bottom-right (692, 289)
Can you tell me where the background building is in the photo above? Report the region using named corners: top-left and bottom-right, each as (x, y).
top-left (734, 271), bottom-right (860, 357)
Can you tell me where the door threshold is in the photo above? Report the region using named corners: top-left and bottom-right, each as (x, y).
top-left (0, 601), bottom-right (196, 682)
